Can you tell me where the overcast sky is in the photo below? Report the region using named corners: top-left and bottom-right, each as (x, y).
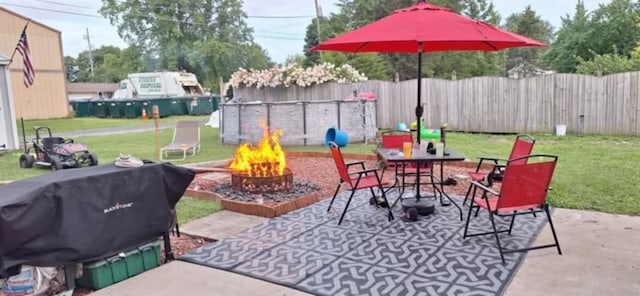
top-left (1, 0), bottom-right (610, 63)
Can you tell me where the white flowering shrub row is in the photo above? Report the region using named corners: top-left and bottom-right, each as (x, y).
top-left (229, 62), bottom-right (368, 89)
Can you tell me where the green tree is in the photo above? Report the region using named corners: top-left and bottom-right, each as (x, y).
top-left (576, 14), bottom-right (640, 76)
top-left (323, 52), bottom-right (389, 80)
top-left (303, 16), bottom-right (330, 67)
top-left (64, 56), bottom-right (78, 82)
top-left (575, 50), bottom-right (640, 75)
top-left (72, 46), bottom-right (144, 83)
top-left (542, 1), bottom-right (592, 73)
top-left (100, 0), bottom-right (271, 89)
top-left (588, 0), bottom-right (640, 57)
top-left (284, 54), bottom-right (306, 66)
top-left (544, 0), bottom-right (640, 73)
top-left (503, 6), bottom-right (554, 73)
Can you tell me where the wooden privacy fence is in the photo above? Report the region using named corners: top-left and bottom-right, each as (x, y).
top-left (235, 72), bottom-right (640, 136)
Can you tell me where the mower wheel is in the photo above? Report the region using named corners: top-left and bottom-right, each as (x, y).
top-left (19, 154), bottom-right (35, 168)
top-left (50, 157), bottom-right (63, 171)
top-left (87, 152), bottom-right (98, 166)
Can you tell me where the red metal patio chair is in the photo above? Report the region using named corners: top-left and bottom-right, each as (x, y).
top-left (462, 154), bottom-right (562, 263)
top-left (463, 134), bottom-right (536, 205)
top-left (380, 130), bottom-right (435, 194)
top-left (327, 141), bottom-right (394, 225)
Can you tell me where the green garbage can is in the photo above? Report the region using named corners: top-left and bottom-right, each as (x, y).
top-left (170, 97), bottom-right (189, 116)
top-left (122, 100), bottom-right (141, 118)
top-left (212, 95), bottom-right (221, 112)
top-left (94, 100), bottom-right (110, 118)
top-left (71, 99), bottom-right (94, 117)
top-left (188, 96), bottom-right (214, 115)
top-left (148, 98), bottom-right (173, 118)
top-left (107, 101), bottom-right (123, 118)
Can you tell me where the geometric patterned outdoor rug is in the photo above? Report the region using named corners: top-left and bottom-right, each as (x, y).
top-left (180, 190), bottom-right (551, 296)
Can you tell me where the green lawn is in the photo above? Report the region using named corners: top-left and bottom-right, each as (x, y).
top-left (176, 197), bottom-right (224, 226)
top-left (1, 117), bottom-right (639, 218)
top-left (447, 133), bottom-right (640, 215)
top-left (17, 115), bottom-right (210, 135)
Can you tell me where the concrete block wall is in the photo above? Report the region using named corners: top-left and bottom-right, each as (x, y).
top-left (220, 100), bottom-right (377, 146)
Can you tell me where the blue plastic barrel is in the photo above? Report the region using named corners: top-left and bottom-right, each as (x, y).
top-left (325, 127), bottom-right (349, 147)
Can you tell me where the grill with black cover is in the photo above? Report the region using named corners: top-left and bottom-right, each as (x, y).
top-left (0, 162), bottom-right (195, 278)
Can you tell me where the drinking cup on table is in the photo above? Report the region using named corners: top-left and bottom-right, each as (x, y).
top-left (435, 142), bottom-right (444, 158)
top-left (403, 142), bottom-right (412, 158)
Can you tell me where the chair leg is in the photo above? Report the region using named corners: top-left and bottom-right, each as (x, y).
top-left (429, 172), bottom-right (438, 201)
top-left (508, 211), bottom-right (517, 235)
top-left (338, 190), bottom-right (357, 225)
top-left (378, 184), bottom-right (394, 221)
top-left (473, 187), bottom-right (481, 217)
top-left (488, 211), bottom-right (506, 263)
top-left (327, 182), bottom-right (342, 212)
top-left (544, 205), bottom-right (563, 255)
top-left (462, 200), bottom-right (475, 238)
top-left (463, 182), bottom-right (477, 206)
top-left (368, 187), bottom-right (380, 208)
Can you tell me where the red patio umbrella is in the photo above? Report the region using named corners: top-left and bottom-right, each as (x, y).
top-left (312, 0), bottom-right (546, 143)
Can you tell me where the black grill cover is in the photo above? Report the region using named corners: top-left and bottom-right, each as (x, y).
top-left (0, 162), bottom-right (195, 277)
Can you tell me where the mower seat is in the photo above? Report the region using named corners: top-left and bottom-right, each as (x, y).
top-left (42, 137), bottom-right (65, 151)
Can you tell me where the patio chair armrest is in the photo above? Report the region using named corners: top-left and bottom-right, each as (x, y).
top-left (346, 161), bottom-right (366, 170)
top-left (348, 168), bottom-right (379, 177)
top-left (478, 156), bottom-right (507, 164)
top-left (475, 157), bottom-right (507, 171)
top-left (471, 180), bottom-right (499, 196)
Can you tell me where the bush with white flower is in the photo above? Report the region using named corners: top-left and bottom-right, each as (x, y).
top-left (229, 62), bottom-right (368, 89)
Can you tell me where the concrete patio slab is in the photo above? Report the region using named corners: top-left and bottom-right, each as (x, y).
top-left (179, 210), bottom-right (268, 240)
top-left (90, 260), bottom-right (311, 296)
top-left (506, 208), bottom-right (640, 296)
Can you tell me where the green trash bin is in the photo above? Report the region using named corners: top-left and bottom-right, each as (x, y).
top-left (122, 100), bottom-right (141, 118)
top-left (94, 100), bottom-right (110, 118)
top-left (148, 98), bottom-right (173, 118)
top-left (212, 95), bottom-right (221, 112)
top-left (71, 99), bottom-right (94, 117)
top-left (107, 101), bottom-right (123, 118)
top-left (170, 97), bottom-right (189, 116)
top-left (188, 96), bottom-right (214, 115)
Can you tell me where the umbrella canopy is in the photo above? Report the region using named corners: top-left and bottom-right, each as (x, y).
top-left (312, 0), bottom-right (546, 142)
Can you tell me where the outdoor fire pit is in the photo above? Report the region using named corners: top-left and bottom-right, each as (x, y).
top-left (228, 119), bottom-right (294, 195)
top-left (231, 167), bottom-right (293, 193)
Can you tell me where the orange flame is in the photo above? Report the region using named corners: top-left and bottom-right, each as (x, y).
top-left (229, 119), bottom-right (286, 177)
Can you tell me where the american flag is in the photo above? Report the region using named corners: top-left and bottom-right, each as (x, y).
top-left (16, 29), bottom-right (35, 87)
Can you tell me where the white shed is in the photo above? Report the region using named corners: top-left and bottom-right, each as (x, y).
top-left (0, 54), bottom-right (19, 151)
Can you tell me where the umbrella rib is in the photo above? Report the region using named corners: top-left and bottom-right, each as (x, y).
top-left (355, 42), bottom-right (369, 52)
top-left (482, 41), bottom-right (499, 51)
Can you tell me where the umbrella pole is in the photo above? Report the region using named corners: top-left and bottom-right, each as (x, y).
top-left (415, 46), bottom-right (424, 144)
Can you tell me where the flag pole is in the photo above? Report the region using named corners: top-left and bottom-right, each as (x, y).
top-left (9, 20), bottom-right (31, 63)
